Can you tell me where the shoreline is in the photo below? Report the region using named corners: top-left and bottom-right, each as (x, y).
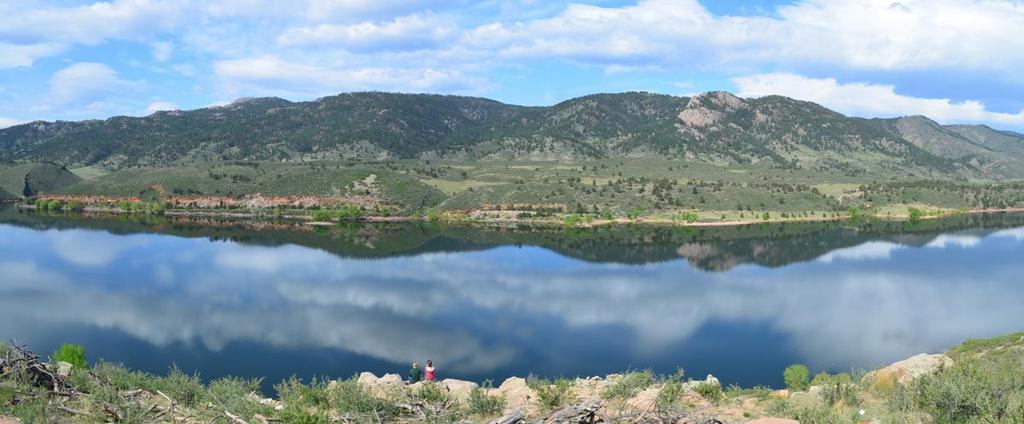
top-left (3, 332), bottom-right (1021, 423)
top-left (14, 200), bottom-right (1024, 229)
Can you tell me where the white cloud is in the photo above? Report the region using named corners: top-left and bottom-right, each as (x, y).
top-left (0, 117), bottom-right (22, 129)
top-left (0, 42), bottom-right (65, 69)
top-left (0, 0), bottom-right (181, 45)
top-left (213, 55), bottom-right (481, 97)
top-left (926, 234), bottom-right (982, 249)
top-left (460, 0), bottom-right (1024, 75)
top-left (151, 41), bottom-right (173, 62)
top-left (734, 73), bottom-right (1024, 125)
top-left (816, 241), bottom-right (904, 263)
top-left (278, 14), bottom-right (457, 51)
top-left (44, 62), bottom-right (139, 112)
top-left (144, 101), bottom-right (179, 114)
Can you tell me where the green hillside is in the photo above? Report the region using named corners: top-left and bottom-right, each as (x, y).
top-left (0, 162), bottom-right (82, 197)
top-left (3, 91), bottom-right (1022, 180)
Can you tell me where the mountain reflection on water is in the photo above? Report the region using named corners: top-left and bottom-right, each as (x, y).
top-left (1, 206), bottom-right (1023, 391)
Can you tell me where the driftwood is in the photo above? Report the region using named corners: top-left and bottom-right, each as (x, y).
top-left (489, 409), bottom-right (526, 424)
top-left (540, 399), bottom-right (604, 424)
top-left (0, 341), bottom-right (73, 395)
top-left (226, 410), bottom-right (250, 424)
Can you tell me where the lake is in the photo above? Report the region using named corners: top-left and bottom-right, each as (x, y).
top-left (2, 206), bottom-right (1023, 393)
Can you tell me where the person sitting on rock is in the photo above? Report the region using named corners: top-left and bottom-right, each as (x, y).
top-left (425, 359), bottom-right (437, 382)
top-left (409, 362), bottom-right (423, 383)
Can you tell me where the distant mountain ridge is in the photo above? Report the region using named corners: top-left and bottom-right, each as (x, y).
top-left (2, 91), bottom-right (1023, 179)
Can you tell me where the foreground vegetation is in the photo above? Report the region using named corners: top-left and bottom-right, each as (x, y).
top-left (2, 332), bottom-right (1021, 423)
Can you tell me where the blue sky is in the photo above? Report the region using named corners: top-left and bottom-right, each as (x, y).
top-left (1, 0), bottom-right (1023, 130)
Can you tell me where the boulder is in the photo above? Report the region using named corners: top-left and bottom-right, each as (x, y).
top-left (356, 372), bottom-right (379, 387)
top-left (56, 361), bottom-right (73, 378)
top-left (379, 373), bottom-right (403, 386)
top-left (0, 417), bottom-right (21, 424)
top-left (625, 386), bottom-right (661, 410)
top-left (867, 353), bottom-right (953, 385)
top-left (495, 377), bottom-right (537, 414)
top-left (442, 379), bottom-right (479, 402)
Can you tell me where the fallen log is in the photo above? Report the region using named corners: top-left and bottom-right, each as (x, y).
top-left (541, 399), bottom-right (603, 424)
top-left (489, 409), bottom-right (526, 424)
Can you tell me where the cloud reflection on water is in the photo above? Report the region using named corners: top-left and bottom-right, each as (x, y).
top-left (0, 225), bottom-right (1022, 378)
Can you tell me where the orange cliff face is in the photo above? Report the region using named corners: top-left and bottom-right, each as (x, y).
top-left (34, 193), bottom-right (395, 211)
top-left (36, 194), bottom-right (142, 204)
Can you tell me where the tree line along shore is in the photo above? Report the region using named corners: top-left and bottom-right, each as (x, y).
top-left (15, 193), bottom-right (1024, 229)
top-left (2, 332), bottom-right (1022, 423)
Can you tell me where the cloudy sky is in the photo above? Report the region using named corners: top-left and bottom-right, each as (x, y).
top-left (2, 0), bottom-right (1024, 130)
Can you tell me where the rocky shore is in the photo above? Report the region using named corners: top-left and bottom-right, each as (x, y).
top-left (1, 334), bottom-right (1021, 423)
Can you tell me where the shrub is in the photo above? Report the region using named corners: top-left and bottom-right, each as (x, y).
top-left (527, 376), bottom-right (576, 411)
top-left (205, 377), bottom-right (272, 422)
top-left (335, 205), bottom-right (363, 221)
top-left (908, 207), bottom-right (924, 224)
top-left (277, 407), bottom-right (330, 424)
top-left (51, 343), bottom-right (88, 370)
top-left (910, 355), bottom-right (1024, 423)
top-left (753, 385), bottom-right (774, 402)
top-left (693, 380), bottom-right (723, 403)
top-left (816, 373), bottom-right (858, 407)
top-left (327, 378), bottom-right (400, 420)
top-left (674, 211), bottom-right (698, 223)
top-left (310, 209), bottom-right (333, 222)
top-left (786, 404), bottom-right (850, 424)
top-left (602, 370), bottom-right (654, 400)
top-left (154, 366), bottom-right (206, 408)
top-left (562, 214), bottom-right (585, 227)
top-left (412, 381), bottom-right (450, 405)
top-left (467, 382), bottom-right (506, 417)
top-left (275, 376), bottom-right (330, 409)
top-left (783, 364), bottom-right (810, 391)
top-left (91, 362), bottom-right (159, 392)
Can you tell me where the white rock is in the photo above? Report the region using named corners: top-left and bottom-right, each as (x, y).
top-left (356, 372), bottom-right (379, 387)
top-left (56, 361), bottom-right (73, 378)
top-left (442, 379), bottom-right (479, 402)
top-left (379, 373), bottom-right (403, 386)
top-left (867, 353), bottom-right (953, 385)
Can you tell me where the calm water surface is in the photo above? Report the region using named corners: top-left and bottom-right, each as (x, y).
top-left (2, 207), bottom-right (1023, 392)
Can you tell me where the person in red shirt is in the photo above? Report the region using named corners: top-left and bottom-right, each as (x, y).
top-left (424, 359), bottom-right (437, 382)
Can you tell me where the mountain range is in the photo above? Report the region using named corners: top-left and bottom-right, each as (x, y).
top-left (2, 91), bottom-right (1023, 180)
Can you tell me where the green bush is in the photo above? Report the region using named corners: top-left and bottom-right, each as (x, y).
top-left (153, 366), bottom-right (206, 408)
top-left (327, 378), bottom-right (400, 420)
top-left (51, 343), bottom-right (88, 370)
top-left (910, 355), bottom-right (1024, 423)
top-left (335, 204), bottom-right (364, 221)
top-left (692, 380), bottom-right (723, 403)
top-left (412, 381), bottom-right (450, 405)
top-left (91, 362), bottom-right (159, 392)
top-left (527, 376), bottom-right (576, 411)
top-left (655, 369), bottom-right (686, 409)
top-left (467, 382), bottom-right (506, 417)
top-left (674, 211), bottom-right (698, 223)
top-left (786, 404), bottom-right (851, 424)
top-left (753, 385), bottom-right (774, 402)
top-left (783, 364), bottom-right (810, 391)
top-left (275, 376), bottom-right (330, 409)
top-left (277, 406), bottom-right (331, 424)
top-left (207, 377), bottom-right (272, 421)
top-left (908, 207), bottom-right (924, 224)
top-left (815, 373), bottom-right (858, 407)
top-left (602, 370), bottom-right (654, 400)
top-left (309, 209), bottom-right (333, 222)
